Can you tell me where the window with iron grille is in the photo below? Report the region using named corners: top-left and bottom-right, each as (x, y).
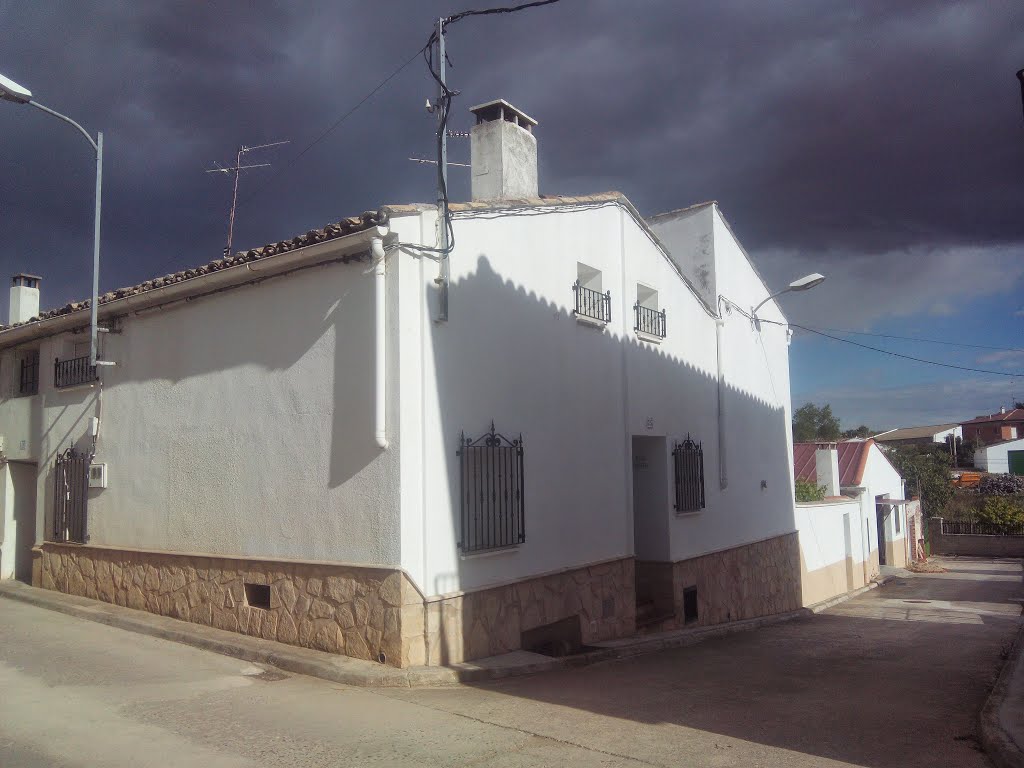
top-left (573, 262), bottom-right (611, 324)
top-left (673, 436), bottom-right (705, 512)
top-left (18, 350), bottom-right (40, 396)
top-left (457, 422), bottom-right (525, 553)
top-left (634, 284), bottom-right (666, 338)
top-left (54, 355), bottom-right (97, 389)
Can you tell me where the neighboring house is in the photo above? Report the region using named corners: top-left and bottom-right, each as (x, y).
top-left (974, 437), bottom-right (1024, 475)
top-left (874, 423), bottom-right (962, 446)
top-left (961, 408), bottom-right (1024, 447)
top-left (0, 99), bottom-right (801, 668)
top-left (793, 439), bottom-right (909, 604)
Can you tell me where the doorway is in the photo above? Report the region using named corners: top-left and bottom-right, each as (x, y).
top-left (632, 437), bottom-right (672, 626)
top-left (875, 496), bottom-right (890, 567)
top-left (5, 462), bottom-right (37, 583)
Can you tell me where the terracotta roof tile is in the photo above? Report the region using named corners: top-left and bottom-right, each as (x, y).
top-left (793, 440), bottom-right (874, 487)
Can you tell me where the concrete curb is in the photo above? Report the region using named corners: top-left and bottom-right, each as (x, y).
top-left (0, 581), bottom-right (811, 688)
top-left (980, 623), bottom-right (1024, 768)
top-left (807, 575), bottom-right (894, 614)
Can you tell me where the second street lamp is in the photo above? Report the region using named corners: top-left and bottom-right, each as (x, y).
top-left (0, 72), bottom-right (111, 370)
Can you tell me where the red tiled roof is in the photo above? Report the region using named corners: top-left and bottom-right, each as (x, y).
top-left (961, 409), bottom-right (1024, 425)
top-left (793, 440), bottom-right (873, 487)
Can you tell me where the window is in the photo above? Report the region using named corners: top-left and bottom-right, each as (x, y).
top-left (457, 422), bottom-right (525, 553)
top-left (17, 349), bottom-right (39, 396)
top-left (673, 436), bottom-right (706, 512)
top-left (634, 284), bottom-right (666, 339)
top-left (573, 262), bottom-right (611, 324)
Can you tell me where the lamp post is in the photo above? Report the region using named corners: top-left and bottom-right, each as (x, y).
top-left (0, 72), bottom-right (110, 369)
top-left (1017, 68), bottom-right (1024, 124)
top-left (751, 273), bottom-right (826, 319)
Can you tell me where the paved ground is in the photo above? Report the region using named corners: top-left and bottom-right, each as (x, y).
top-left (1, 556), bottom-right (1020, 767)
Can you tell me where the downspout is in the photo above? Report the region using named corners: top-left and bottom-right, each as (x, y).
top-left (715, 316), bottom-right (728, 490)
top-left (372, 234), bottom-right (389, 449)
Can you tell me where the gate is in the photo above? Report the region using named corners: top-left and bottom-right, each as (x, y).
top-left (54, 446), bottom-right (89, 543)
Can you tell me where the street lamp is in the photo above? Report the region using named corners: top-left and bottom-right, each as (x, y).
top-left (751, 273), bottom-right (826, 317)
top-left (0, 72), bottom-right (110, 369)
top-left (1017, 68), bottom-right (1024, 123)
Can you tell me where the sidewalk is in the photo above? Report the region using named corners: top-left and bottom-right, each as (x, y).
top-left (0, 580), bottom-right (809, 688)
top-left (981, 620), bottom-right (1024, 768)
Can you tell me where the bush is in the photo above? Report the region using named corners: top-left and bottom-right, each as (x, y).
top-left (795, 478), bottom-right (826, 502)
top-left (977, 496), bottom-right (1024, 528)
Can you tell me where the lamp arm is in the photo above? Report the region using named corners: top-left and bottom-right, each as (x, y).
top-left (752, 287), bottom-right (790, 316)
top-left (28, 100), bottom-right (98, 154)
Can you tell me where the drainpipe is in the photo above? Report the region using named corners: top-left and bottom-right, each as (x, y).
top-left (715, 316), bottom-right (728, 490)
top-left (372, 233), bottom-right (388, 449)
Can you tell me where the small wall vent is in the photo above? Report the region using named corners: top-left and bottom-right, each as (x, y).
top-left (88, 463), bottom-right (108, 489)
top-left (244, 583), bottom-right (271, 610)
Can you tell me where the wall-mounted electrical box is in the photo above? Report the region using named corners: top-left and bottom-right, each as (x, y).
top-left (88, 463), bottom-right (108, 489)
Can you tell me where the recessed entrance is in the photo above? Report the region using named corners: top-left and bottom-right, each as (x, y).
top-left (632, 437), bottom-right (673, 628)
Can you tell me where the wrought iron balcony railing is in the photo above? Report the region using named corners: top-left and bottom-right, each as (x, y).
top-left (634, 303), bottom-right (667, 338)
top-left (573, 281), bottom-right (611, 323)
top-left (54, 355), bottom-right (97, 389)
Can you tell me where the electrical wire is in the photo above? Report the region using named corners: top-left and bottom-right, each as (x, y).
top-left (813, 327), bottom-right (1024, 354)
top-left (789, 323), bottom-right (1024, 377)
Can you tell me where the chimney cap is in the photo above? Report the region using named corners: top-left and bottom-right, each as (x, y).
top-left (12, 273), bottom-right (42, 286)
top-left (469, 99), bottom-right (538, 128)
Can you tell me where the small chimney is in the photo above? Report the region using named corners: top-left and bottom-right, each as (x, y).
top-left (1001, 405), bottom-right (1007, 415)
top-left (814, 445), bottom-right (840, 497)
top-left (9, 274), bottom-right (41, 325)
top-left (469, 99), bottom-right (538, 202)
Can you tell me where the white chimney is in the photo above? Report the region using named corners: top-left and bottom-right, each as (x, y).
top-left (1001, 405), bottom-right (1007, 415)
top-left (9, 274), bottom-right (41, 325)
top-left (469, 99), bottom-right (538, 202)
top-left (814, 445), bottom-right (840, 497)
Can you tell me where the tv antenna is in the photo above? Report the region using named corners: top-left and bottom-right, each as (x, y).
top-left (206, 140), bottom-right (289, 256)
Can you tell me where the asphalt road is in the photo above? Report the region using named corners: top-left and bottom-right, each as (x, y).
top-left (1, 556), bottom-right (1020, 767)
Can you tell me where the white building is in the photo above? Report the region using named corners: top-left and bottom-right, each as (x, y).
top-left (874, 423), bottom-right (962, 446)
top-left (793, 439), bottom-right (909, 605)
top-left (974, 437), bottom-right (1024, 475)
top-left (0, 100), bottom-right (801, 667)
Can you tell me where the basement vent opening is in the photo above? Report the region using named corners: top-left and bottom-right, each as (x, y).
top-left (683, 585), bottom-right (699, 624)
top-left (244, 583), bottom-right (271, 610)
top-left (520, 616), bottom-right (598, 657)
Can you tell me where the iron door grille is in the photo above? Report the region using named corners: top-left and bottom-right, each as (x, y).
top-left (458, 423), bottom-right (525, 553)
top-left (673, 436), bottom-right (705, 512)
top-left (54, 446), bottom-right (89, 543)
top-left (634, 303), bottom-right (667, 338)
top-left (573, 281), bottom-right (612, 323)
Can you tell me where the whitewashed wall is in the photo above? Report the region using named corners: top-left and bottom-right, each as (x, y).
top-left (18, 259), bottom-right (401, 565)
top-left (862, 445), bottom-right (906, 553)
top-left (796, 497), bottom-right (860, 572)
top-left (396, 201), bottom-right (797, 598)
top-left (974, 437), bottom-right (1024, 473)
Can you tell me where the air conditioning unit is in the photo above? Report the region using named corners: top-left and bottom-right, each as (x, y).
top-left (88, 463), bottom-right (108, 489)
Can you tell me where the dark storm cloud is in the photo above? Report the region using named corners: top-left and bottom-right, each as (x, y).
top-left (1, 0), bottom-right (1022, 313)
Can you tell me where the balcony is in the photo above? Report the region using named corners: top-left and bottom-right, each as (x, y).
top-left (634, 303), bottom-right (666, 339)
top-left (573, 281), bottom-right (611, 324)
top-left (54, 355), bottom-right (97, 389)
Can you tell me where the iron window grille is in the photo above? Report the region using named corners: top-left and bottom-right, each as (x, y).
top-left (53, 445), bottom-right (89, 543)
top-left (19, 350), bottom-right (40, 396)
top-left (54, 355), bottom-right (97, 389)
top-left (634, 303), bottom-right (667, 338)
top-left (573, 280), bottom-right (612, 323)
top-left (457, 422), bottom-right (525, 553)
top-left (673, 435), bottom-right (706, 512)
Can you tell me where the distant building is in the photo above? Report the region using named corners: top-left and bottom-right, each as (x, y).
top-left (961, 408), bottom-right (1024, 447)
top-left (874, 423), bottom-right (961, 447)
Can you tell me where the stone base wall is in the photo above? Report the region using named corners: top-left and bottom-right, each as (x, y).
top-left (424, 557), bottom-right (635, 666)
top-left (655, 532), bottom-right (802, 631)
top-left (38, 543), bottom-right (425, 668)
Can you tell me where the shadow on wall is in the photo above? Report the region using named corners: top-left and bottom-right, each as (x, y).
top-left (425, 255), bottom-right (795, 665)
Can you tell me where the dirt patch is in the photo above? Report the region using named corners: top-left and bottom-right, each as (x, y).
top-left (907, 560), bottom-right (947, 573)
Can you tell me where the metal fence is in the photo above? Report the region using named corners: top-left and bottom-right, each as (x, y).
top-left (573, 281), bottom-right (612, 323)
top-left (634, 303), bottom-right (666, 338)
top-left (19, 350), bottom-right (39, 395)
top-left (53, 446), bottom-right (89, 543)
top-left (458, 423), bottom-right (525, 554)
top-left (942, 519), bottom-right (1024, 537)
top-left (673, 436), bottom-right (705, 512)
top-left (54, 355), bottom-right (97, 389)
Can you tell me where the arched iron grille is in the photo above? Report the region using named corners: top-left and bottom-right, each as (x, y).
top-left (457, 422), bottom-right (525, 553)
top-left (53, 445), bottom-right (89, 543)
top-left (673, 435), bottom-right (705, 512)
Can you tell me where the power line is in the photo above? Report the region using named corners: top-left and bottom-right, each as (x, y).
top-left (814, 327), bottom-right (1024, 354)
top-left (790, 323), bottom-right (1024, 377)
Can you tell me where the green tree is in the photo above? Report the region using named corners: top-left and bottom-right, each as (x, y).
top-left (792, 403), bottom-right (842, 442)
top-left (841, 425), bottom-right (874, 439)
top-left (885, 444), bottom-right (953, 518)
top-left (795, 479), bottom-right (826, 502)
